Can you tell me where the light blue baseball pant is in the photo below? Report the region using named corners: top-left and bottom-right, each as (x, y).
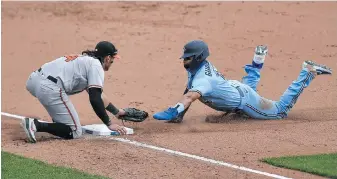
top-left (239, 64), bottom-right (315, 119)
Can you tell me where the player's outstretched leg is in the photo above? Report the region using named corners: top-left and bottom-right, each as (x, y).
top-left (241, 45), bottom-right (268, 91)
top-left (276, 60), bottom-right (332, 115)
top-left (240, 60), bottom-right (332, 120)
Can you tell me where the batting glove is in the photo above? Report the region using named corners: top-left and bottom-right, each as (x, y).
top-left (153, 107), bottom-right (178, 121)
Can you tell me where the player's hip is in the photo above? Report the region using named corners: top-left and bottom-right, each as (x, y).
top-left (199, 87), bottom-right (246, 112)
top-left (26, 69), bottom-right (66, 104)
top-left (237, 83), bottom-right (286, 119)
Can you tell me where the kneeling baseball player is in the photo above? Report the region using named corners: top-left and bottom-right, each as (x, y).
top-left (153, 40), bottom-right (333, 123)
top-left (23, 41), bottom-right (148, 143)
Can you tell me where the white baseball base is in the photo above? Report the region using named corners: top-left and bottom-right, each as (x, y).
top-left (82, 124), bottom-right (134, 136)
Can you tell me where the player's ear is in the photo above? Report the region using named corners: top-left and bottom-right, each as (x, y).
top-left (103, 56), bottom-right (109, 63)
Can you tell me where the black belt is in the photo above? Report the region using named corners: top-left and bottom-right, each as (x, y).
top-left (233, 85), bottom-right (245, 113)
top-left (37, 68), bottom-right (58, 84)
top-left (221, 85), bottom-right (246, 116)
top-left (235, 86), bottom-right (245, 98)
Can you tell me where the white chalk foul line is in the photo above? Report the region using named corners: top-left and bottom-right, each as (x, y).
top-left (2, 111), bottom-right (291, 179)
top-left (111, 138), bottom-right (292, 179)
top-left (1, 112), bottom-right (25, 120)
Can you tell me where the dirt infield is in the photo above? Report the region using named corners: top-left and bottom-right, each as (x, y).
top-left (2, 2), bottom-right (337, 179)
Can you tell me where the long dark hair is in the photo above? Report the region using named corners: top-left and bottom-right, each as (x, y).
top-left (82, 50), bottom-right (103, 63)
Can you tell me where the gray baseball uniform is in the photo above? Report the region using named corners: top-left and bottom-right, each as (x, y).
top-left (26, 55), bottom-right (104, 138)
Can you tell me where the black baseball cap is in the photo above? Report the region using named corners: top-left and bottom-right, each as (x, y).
top-left (95, 41), bottom-right (120, 59)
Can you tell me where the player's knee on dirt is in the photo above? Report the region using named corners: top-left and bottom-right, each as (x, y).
top-left (71, 126), bottom-right (82, 139)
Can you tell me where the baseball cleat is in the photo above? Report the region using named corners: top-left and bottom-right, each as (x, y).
top-left (255, 45), bottom-right (268, 56)
top-left (302, 60), bottom-right (332, 75)
top-left (21, 117), bottom-right (37, 143)
top-left (252, 45), bottom-right (268, 69)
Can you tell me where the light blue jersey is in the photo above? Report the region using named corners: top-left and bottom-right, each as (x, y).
top-left (187, 60), bottom-right (317, 119)
top-left (153, 42), bottom-right (330, 121)
top-left (187, 60), bottom-right (242, 112)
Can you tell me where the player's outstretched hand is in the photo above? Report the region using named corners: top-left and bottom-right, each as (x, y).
top-left (153, 107), bottom-right (179, 121)
top-left (108, 124), bottom-right (127, 135)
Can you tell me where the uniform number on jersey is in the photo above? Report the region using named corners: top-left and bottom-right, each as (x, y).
top-left (64, 55), bottom-right (79, 62)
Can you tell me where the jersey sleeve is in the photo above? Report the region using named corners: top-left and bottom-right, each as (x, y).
top-left (87, 64), bottom-right (104, 89)
top-left (189, 78), bottom-right (212, 96)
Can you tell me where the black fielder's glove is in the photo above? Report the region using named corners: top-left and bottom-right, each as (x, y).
top-left (118, 108), bottom-right (149, 122)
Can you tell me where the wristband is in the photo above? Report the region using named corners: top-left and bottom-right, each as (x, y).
top-left (173, 102), bottom-right (185, 113)
top-left (106, 103), bottom-right (119, 115)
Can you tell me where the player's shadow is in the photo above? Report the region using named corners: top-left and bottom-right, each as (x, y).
top-left (204, 112), bottom-right (251, 124)
top-left (10, 135), bottom-right (60, 145)
top-left (204, 107), bottom-right (337, 124)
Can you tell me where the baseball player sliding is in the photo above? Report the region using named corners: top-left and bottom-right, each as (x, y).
top-left (22, 41), bottom-right (148, 143)
top-left (153, 40), bottom-right (333, 123)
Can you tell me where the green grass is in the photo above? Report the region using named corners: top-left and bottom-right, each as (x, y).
top-left (262, 153), bottom-right (337, 178)
top-left (1, 151), bottom-right (110, 179)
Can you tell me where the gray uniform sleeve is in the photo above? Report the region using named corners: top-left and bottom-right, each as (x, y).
top-left (87, 64), bottom-right (104, 89)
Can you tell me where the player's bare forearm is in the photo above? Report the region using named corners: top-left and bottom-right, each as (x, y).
top-left (178, 91), bottom-right (201, 110)
top-left (153, 91), bottom-right (200, 121)
top-left (165, 88), bottom-right (193, 123)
